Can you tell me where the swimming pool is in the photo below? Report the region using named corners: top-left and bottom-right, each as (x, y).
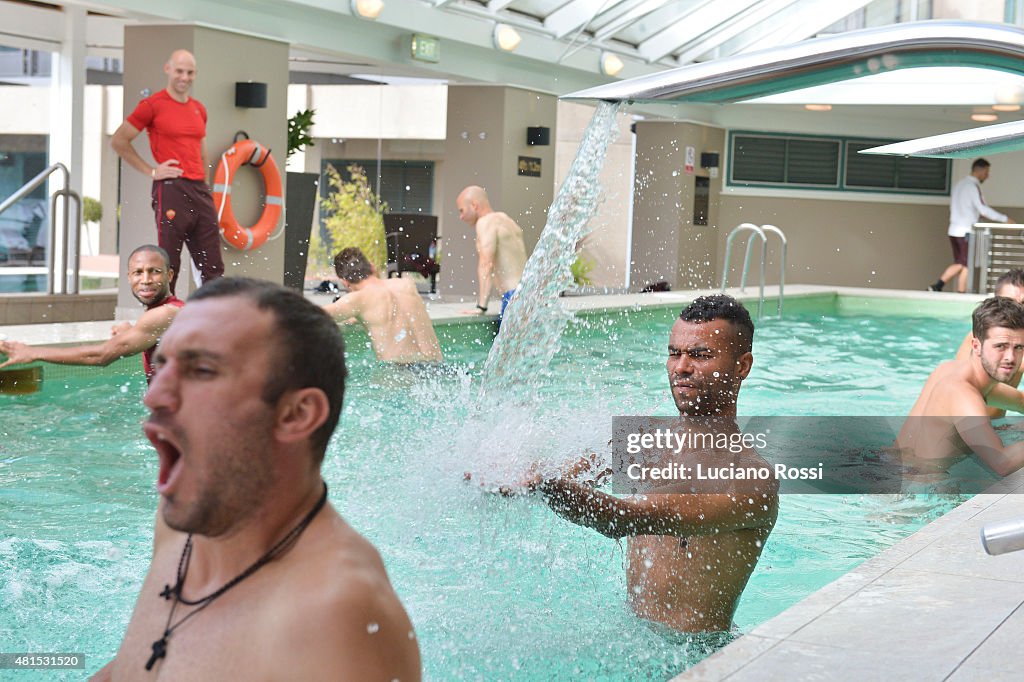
top-left (0, 296), bottom-right (972, 679)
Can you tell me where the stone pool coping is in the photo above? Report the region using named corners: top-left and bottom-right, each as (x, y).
top-left (677, 473), bottom-right (1024, 681)
top-left (0, 283), bottom-right (986, 344)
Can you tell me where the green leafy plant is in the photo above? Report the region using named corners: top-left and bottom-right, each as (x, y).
top-left (82, 196), bottom-right (102, 224)
top-left (570, 253), bottom-right (595, 287)
top-left (287, 109), bottom-right (316, 158)
top-left (309, 163), bottom-right (388, 276)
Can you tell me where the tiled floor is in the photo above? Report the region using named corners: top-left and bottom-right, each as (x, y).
top-left (679, 476), bottom-right (1024, 681)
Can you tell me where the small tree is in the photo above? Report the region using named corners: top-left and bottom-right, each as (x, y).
top-left (309, 163), bottom-right (388, 276)
top-left (287, 109), bottom-right (316, 158)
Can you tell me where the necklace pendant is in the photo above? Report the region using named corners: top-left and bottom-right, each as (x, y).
top-left (145, 636), bottom-right (168, 671)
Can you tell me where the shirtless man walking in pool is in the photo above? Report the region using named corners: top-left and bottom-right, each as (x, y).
top-left (897, 296), bottom-right (1024, 476)
top-left (323, 247), bottom-right (442, 363)
top-left (524, 295), bottom-right (778, 632)
top-left (456, 185), bottom-right (527, 320)
top-left (91, 278), bottom-right (419, 681)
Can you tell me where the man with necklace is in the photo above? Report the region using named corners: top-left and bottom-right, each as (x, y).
top-left (92, 278), bottom-right (419, 680)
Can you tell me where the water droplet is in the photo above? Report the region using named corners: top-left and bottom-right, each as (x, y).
top-left (366, 622), bottom-right (379, 634)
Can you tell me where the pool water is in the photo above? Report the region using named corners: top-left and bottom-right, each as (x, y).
top-left (0, 300), bottom-right (972, 680)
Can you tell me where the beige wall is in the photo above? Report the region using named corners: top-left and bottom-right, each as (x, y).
top-left (438, 85), bottom-right (556, 297)
top-left (119, 25), bottom-right (288, 313)
top-left (716, 196), bottom-right (951, 289)
top-left (631, 121), bottom-right (725, 291)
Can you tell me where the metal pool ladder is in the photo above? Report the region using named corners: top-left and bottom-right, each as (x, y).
top-left (720, 223), bottom-right (787, 318)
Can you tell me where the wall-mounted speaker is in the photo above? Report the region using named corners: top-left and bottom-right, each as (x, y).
top-left (235, 82), bottom-right (268, 108)
top-left (527, 126), bottom-right (550, 146)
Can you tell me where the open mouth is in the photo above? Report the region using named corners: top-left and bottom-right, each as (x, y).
top-left (145, 425), bottom-right (183, 494)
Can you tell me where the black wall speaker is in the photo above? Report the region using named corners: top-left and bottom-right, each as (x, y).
top-left (527, 126), bottom-right (550, 146)
top-left (235, 82), bottom-right (268, 108)
top-left (700, 152), bottom-right (720, 168)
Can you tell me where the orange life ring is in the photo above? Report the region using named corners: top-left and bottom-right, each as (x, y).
top-left (213, 135), bottom-right (283, 251)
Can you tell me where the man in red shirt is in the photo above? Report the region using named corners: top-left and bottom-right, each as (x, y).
top-left (112, 49), bottom-right (225, 294)
top-left (0, 245), bottom-right (183, 381)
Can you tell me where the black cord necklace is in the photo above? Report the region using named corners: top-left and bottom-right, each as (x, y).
top-left (145, 482), bottom-right (329, 671)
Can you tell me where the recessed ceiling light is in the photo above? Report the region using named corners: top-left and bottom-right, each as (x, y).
top-left (493, 24), bottom-right (522, 52)
top-left (971, 113), bottom-right (998, 122)
top-left (600, 52), bottom-right (624, 77)
top-left (804, 104), bottom-right (832, 112)
top-left (993, 104), bottom-right (1021, 112)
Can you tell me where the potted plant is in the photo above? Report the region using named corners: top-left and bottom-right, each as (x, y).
top-left (283, 108), bottom-right (319, 291)
top-left (308, 163), bottom-right (388, 277)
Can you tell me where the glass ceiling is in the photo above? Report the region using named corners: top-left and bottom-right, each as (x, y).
top-left (437, 0), bottom-right (928, 66)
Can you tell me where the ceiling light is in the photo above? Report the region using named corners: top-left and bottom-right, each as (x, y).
top-left (351, 0), bottom-right (383, 20)
top-left (600, 52), bottom-right (624, 77)
top-left (971, 113), bottom-right (998, 122)
top-left (493, 24), bottom-right (521, 52)
top-left (993, 104), bottom-right (1021, 112)
top-left (804, 104), bottom-right (832, 112)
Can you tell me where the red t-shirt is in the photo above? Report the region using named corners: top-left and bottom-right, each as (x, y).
top-left (127, 90), bottom-right (208, 181)
top-left (142, 295), bottom-right (186, 381)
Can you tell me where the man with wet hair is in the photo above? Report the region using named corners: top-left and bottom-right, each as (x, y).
top-left (0, 245), bottom-right (182, 381)
top-left (929, 158), bottom-right (1014, 294)
top-left (898, 296), bottom-right (1024, 476)
top-left (522, 294), bottom-right (778, 633)
top-left (953, 269), bottom-right (1024, 417)
top-left (323, 246), bottom-right (442, 363)
top-left (111, 49), bottom-right (225, 294)
top-left (93, 278), bottom-right (420, 681)
top-left (456, 185), bottom-right (528, 320)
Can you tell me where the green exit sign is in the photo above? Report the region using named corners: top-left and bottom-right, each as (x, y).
top-left (411, 34), bottom-right (440, 63)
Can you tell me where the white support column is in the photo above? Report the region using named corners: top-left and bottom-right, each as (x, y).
top-left (48, 4), bottom-right (86, 292)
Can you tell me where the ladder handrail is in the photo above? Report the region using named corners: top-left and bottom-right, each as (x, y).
top-left (760, 224), bottom-right (787, 317)
top-left (721, 222), bottom-right (787, 318)
top-left (722, 223), bottom-right (766, 318)
top-left (0, 162), bottom-right (81, 294)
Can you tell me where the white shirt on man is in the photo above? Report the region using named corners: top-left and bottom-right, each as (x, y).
top-left (948, 174), bottom-right (1008, 237)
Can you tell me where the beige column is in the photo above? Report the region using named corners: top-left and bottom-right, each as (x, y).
top-left (438, 85), bottom-right (556, 298)
top-left (118, 25), bottom-right (288, 314)
top-left (631, 121), bottom-right (725, 292)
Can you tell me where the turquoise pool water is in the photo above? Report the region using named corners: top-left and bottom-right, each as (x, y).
top-left (0, 299), bottom-right (972, 679)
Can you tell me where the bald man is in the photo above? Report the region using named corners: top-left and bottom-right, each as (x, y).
top-left (112, 49), bottom-right (225, 295)
top-left (456, 186), bottom-right (527, 320)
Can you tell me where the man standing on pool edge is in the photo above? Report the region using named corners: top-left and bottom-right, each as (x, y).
top-left (111, 49), bottom-right (225, 295)
top-left (456, 185), bottom-right (527, 321)
top-left (525, 295), bottom-right (778, 632)
top-left (91, 278), bottom-right (420, 681)
top-left (929, 158), bottom-right (1014, 294)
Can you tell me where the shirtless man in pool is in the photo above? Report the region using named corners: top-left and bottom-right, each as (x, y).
top-left (897, 295), bottom-right (1024, 476)
top-left (322, 247), bottom-right (442, 363)
top-left (953, 269), bottom-right (1024, 418)
top-left (524, 295), bottom-right (778, 632)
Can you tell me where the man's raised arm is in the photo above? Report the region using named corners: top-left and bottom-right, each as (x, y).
top-left (0, 305), bottom-right (178, 369)
top-left (539, 477), bottom-right (777, 539)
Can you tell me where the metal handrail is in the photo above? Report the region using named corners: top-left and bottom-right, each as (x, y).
top-left (966, 222), bottom-right (1024, 293)
top-left (721, 223), bottom-right (787, 318)
top-left (722, 223), bottom-right (766, 318)
top-left (760, 224), bottom-right (787, 317)
top-left (0, 162), bottom-right (81, 294)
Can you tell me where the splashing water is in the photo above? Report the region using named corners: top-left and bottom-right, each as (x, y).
top-left (480, 101), bottom-right (622, 397)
